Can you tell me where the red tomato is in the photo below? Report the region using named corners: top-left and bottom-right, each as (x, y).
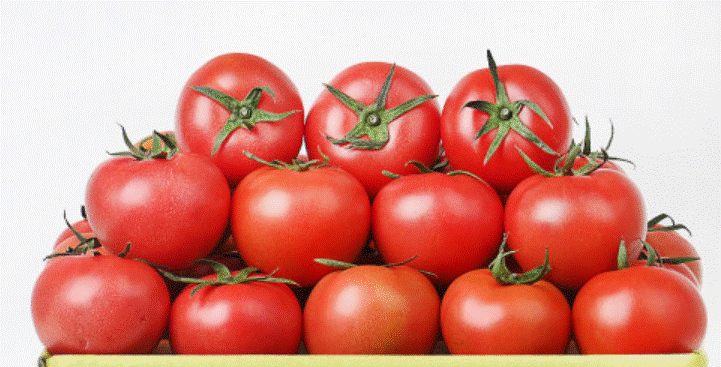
top-left (572, 265), bottom-right (706, 354)
top-left (231, 163), bottom-right (371, 287)
top-left (303, 264), bottom-right (440, 354)
top-left (305, 62), bottom-right (441, 198)
top-left (175, 53), bottom-right (304, 187)
top-left (85, 129), bottom-right (231, 269)
top-left (32, 255), bottom-right (170, 354)
top-left (645, 224), bottom-right (702, 286)
top-left (372, 171), bottom-right (503, 285)
top-left (441, 50), bottom-right (573, 195)
top-left (169, 272), bottom-right (302, 354)
top-left (505, 168), bottom-right (646, 290)
top-left (441, 269), bottom-right (571, 354)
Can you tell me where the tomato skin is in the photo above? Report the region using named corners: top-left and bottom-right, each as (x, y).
top-left (169, 273), bottom-right (302, 354)
top-left (85, 152), bottom-right (231, 269)
top-left (572, 266), bottom-right (706, 354)
top-left (441, 269), bottom-right (571, 355)
top-left (441, 64), bottom-right (572, 195)
top-left (175, 53), bottom-right (304, 187)
top-left (305, 62), bottom-right (441, 198)
top-left (303, 265), bottom-right (440, 354)
top-left (504, 169), bottom-right (646, 290)
top-left (372, 172), bottom-right (503, 285)
top-left (644, 225), bottom-right (702, 286)
top-left (231, 166), bottom-right (371, 287)
top-left (31, 256), bottom-right (170, 354)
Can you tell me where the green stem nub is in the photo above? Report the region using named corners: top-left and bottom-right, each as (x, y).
top-left (324, 63), bottom-right (437, 150)
top-left (489, 236), bottom-right (551, 285)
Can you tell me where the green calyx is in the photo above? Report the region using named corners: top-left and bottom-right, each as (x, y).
top-left (243, 148), bottom-right (330, 172)
top-left (108, 124), bottom-right (178, 160)
top-left (324, 63), bottom-right (437, 150)
top-left (44, 211), bottom-right (102, 260)
top-left (464, 50), bottom-right (557, 164)
top-left (646, 213), bottom-right (692, 236)
top-left (382, 160), bottom-right (483, 181)
top-left (617, 240), bottom-right (699, 270)
top-left (577, 116), bottom-right (635, 170)
top-left (315, 255), bottom-right (437, 277)
top-left (489, 237), bottom-right (551, 285)
top-left (153, 260), bottom-right (299, 297)
top-left (191, 86), bottom-right (300, 155)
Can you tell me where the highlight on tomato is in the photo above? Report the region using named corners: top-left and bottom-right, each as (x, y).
top-left (441, 50), bottom-right (573, 195)
top-left (175, 53), bottom-right (304, 187)
top-left (305, 61), bottom-right (441, 198)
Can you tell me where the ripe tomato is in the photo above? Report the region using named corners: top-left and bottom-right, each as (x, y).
top-left (231, 159), bottom-right (371, 287)
top-left (175, 53), bottom-right (304, 187)
top-left (85, 129), bottom-right (231, 269)
top-left (32, 255), bottom-right (170, 354)
top-left (305, 62), bottom-right (441, 198)
top-left (572, 265), bottom-right (706, 354)
top-left (505, 168), bottom-right (646, 290)
top-left (303, 264), bottom-right (440, 354)
top-left (441, 269), bottom-right (571, 355)
top-left (169, 270), bottom-right (302, 354)
top-left (644, 222), bottom-right (702, 286)
top-left (441, 50), bottom-right (573, 195)
top-left (372, 170), bottom-right (503, 285)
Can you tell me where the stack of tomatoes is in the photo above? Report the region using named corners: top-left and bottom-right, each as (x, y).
top-left (32, 52), bottom-right (706, 357)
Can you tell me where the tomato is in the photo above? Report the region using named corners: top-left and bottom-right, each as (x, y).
top-left (572, 265), bottom-right (706, 354)
top-left (372, 170), bottom-right (503, 285)
top-left (644, 221), bottom-right (702, 286)
top-left (440, 269), bottom-right (571, 355)
top-left (175, 53), bottom-right (304, 187)
top-left (231, 159), bottom-right (371, 287)
top-left (32, 255), bottom-right (170, 354)
top-left (505, 166), bottom-right (646, 291)
top-left (303, 264), bottom-right (440, 354)
top-left (85, 129), bottom-right (231, 269)
top-left (305, 62), bottom-right (441, 198)
top-left (169, 270), bottom-right (302, 354)
top-left (441, 50), bottom-right (573, 195)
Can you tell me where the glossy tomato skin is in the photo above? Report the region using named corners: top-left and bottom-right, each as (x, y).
top-left (305, 62), bottom-right (441, 198)
top-left (645, 225), bottom-right (702, 286)
top-left (441, 269), bottom-right (571, 355)
top-left (572, 266), bottom-right (706, 354)
top-left (85, 152), bottom-right (231, 269)
top-left (32, 256), bottom-right (170, 354)
top-left (441, 64), bottom-right (572, 195)
top-left (505, 169), bottom-right (646, 290)
top-left (372, 172), bottom-right (503, 285)
top-left (175, 53), bottom-right (304, 187)
top-left (303, 265), bottom-right (440, 354)
top-left (169, 273), bottom-right (302, 354)
top-left (231, 166), bottom-right (371, 287)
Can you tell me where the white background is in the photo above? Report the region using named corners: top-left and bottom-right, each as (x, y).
top-left (2, 1), bottom-right (719, 365)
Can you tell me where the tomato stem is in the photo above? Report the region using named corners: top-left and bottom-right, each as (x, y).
top-left (489, 236), bottom-right (551, 285)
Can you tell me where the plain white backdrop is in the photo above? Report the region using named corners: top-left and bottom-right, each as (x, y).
top-left (2, 1), bottom-right (719, 365)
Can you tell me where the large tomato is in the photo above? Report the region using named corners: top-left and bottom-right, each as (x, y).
top-left (573, 264), bottom-right (706, 354)
top-left (231, 157), bottom-right (371, 287)
top-left (32, 255), bottom-right (170, 354)
top-left (175, 53), bottom-right (304, 187)
top-left (504, 152), bottom-right (647, 290)
top-left (303, 264), bottom-right (440, 354)
top-left (305, 62), bottom-right (441, 198)
top-left (168, 267), bottom-right (302, 354)
top-left (441, 50), bottom-right (573, 195)
top-left (85, 129), bottom-right (231, 269)
top-left (372, 168), bottom-right (503, 285)
top-left (440, 248), bottom-right (571, 355)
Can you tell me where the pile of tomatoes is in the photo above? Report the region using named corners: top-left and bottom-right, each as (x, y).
top-left (32, 51), bottom-right (706, 357)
